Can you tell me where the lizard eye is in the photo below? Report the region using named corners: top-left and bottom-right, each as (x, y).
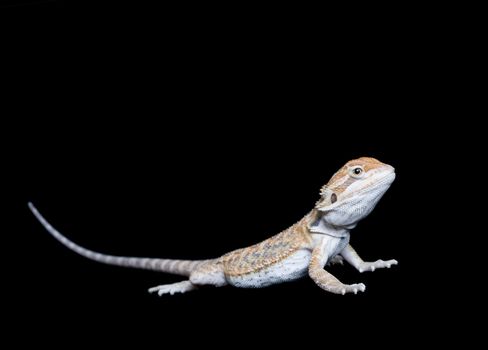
top-left (349, 166), bottom-right (364, 178)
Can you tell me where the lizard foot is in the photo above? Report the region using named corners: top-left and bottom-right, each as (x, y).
top-left (148, 280), bottom-right (197, 296)
top-left (326, 282), bottom-right (366, 295)
top-left (340, 283), bottom-right (366, 295)
top-left (358, 259), bottom-right (398, 273)
top-left (328, 255), bottom-right (344, 266)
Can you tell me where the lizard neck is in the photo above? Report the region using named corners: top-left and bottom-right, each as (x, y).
top-left (307, 209), bottom-right (351, 238)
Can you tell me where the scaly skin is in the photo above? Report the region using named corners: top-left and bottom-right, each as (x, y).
top-left (29, 157), bottom-right (398, 296)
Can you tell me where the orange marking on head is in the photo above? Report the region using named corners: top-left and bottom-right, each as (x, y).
top-left (345, 157), bottom-right (385, 173)
top-left (320, 157), bottom-right (387, 195)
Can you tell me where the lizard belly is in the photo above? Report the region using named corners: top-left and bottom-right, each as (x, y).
top-left (226, 250), bottom-right (311, 288)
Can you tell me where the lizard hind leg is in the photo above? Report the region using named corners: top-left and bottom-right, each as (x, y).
top-left (149, 262), bottom-right (228, 296)
top-left (189, 261), bottom-right (228, 287)
top-left (148, 280), bottom-right (198, 296)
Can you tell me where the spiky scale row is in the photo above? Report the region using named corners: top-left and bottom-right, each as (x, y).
top-left (219, 212), bottom-right (315, 276)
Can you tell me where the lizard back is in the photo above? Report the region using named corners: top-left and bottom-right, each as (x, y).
top-left (219, 212), bottom-right (316, 277)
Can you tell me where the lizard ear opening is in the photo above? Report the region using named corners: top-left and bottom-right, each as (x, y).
top-left (315, 190), bottom-right (337, 210)
top-left (331, 193), bottom-right (337, 204)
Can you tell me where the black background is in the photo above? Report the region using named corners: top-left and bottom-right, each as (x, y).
top-left (4, 4), bottom-right (478, 348)
top-left (1, 0), bottom-right (62, 8)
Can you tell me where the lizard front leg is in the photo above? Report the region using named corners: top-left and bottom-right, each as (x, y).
top-left (308, 242), bottom-right (365, 295)
top-left (327, 255), bottom-right (344, 266)
top-left (340, 244), bottom-right (398, 273)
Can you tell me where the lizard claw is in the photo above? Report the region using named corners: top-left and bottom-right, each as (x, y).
top-left (337, 283), bottom-right (366, 295)
top-left (148, 281), bottom-right (197, 296)
top-left (328, 255), bottom-right (345, 266)
top-left (358, 259), bottom-right (398, 272)
top-left (387, 259), bottom-right (398, 268)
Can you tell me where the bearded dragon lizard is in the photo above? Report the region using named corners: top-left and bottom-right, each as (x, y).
top-left (29, 157), bottom-right (398, 296)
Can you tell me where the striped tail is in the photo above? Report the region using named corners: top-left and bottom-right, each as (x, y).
top-left (28, 202), bottom-right (208, 277)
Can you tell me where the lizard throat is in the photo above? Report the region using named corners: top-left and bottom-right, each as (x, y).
top-left (308, 216), bottom-right (350, 238)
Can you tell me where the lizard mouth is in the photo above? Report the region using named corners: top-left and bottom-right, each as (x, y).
top-left (353, 171), bottom-right (396, 196)
top-left (316, 171), bottom-right (395, 212)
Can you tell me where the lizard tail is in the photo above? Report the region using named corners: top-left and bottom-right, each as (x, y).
top-left (28, 202), bottom-right (208, 277)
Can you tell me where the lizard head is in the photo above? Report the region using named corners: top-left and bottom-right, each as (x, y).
top-left (315, 157), bottom-right (395, 227)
